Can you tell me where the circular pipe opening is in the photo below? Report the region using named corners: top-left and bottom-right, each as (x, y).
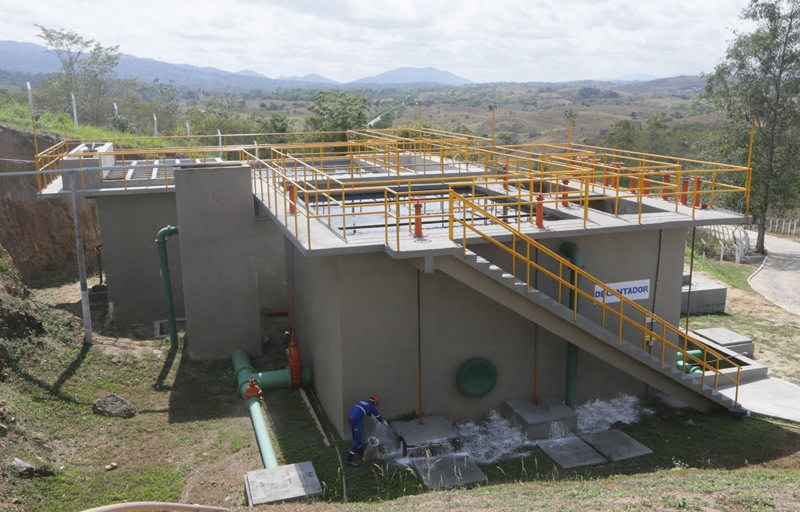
top-left (457, 357), bottom-right (497, 397)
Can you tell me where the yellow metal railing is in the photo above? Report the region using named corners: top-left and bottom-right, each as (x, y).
top-left (448, 190), bottom-right (741, 405)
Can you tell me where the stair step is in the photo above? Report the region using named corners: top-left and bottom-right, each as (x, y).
top-left (456, 245), bottom-right (736, 409)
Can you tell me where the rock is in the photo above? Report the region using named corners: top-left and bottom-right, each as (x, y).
top-left (93, 394), bottom-right (136, 418)
top-left (0, 423), bottom-right (7, 436)
top-left (104, 462), bottom-right (118, 471)
top-left (10, 457), bottom-right (54, 477)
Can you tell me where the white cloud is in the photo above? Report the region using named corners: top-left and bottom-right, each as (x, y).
top-left (0, 0), bottom-right (751, 82)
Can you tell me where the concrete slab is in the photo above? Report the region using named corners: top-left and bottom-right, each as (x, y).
top-left (537, 436), bottom-right (607, 469)
top-left (244, 461), bottom-right (322, 506)
top-left (693, 327), bottom-right (755, 358)
top-left (718, 377), bottom-right (800, 423)
top-left (391, 415), bottom-right (459, 457)
top-left (504, 396), bottom-right (577, 440)
top-left (410, 453), bottom-right (488, 490)
top-left (681, 276), bottom-right (727, 314)
top-left (579, 429), bottom-right (653, 462)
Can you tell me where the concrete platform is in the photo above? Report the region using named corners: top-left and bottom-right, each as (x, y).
top-left (537, 436), bottom-right (607, 469)
top-left (244, 461), bottom-right (322, 506)
top-left (410, 453), bottom-right (488, 490)
top-left (693, 327), bottom-right (755, 358)
top-left (719, 376), bottom-right (800, 423)
top-left (504, 396), bottom-right (577, 440)
top-left (391, 415), bottom-right (459, 457)
top-left (681, 276), bottom-right (727, 314)
top-left (579, 429), bottom-right (653, 462)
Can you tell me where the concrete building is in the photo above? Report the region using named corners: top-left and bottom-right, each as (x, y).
top-left (38, 130), bottom-right (755, 438)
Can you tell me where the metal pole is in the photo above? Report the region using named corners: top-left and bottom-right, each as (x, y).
top-left (71, 92), bottom-right (78, 126)
top-left (217, 129), bottom-right (223, 159)
top-left (26, 82), bottom-right (34, 116)
top-left (685, 227), bottom-right (696, 336)
top-left (153, 114), bottom-right (158, 138)
top-left (69, 172), bottom-right (92, 343)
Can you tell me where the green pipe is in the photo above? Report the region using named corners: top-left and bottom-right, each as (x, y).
top-left (156, 225), bottom-right (180, 351)
top-left (233, 347), bottom-right (312, 397)
top-left (560, 242), bottom-right (583, 409)
top-left (677, 350), bottom-right (705, 373)
top-left (232, 347), bottom-right (312, 469)
top-left (248, 397), bottom-right (279, 468)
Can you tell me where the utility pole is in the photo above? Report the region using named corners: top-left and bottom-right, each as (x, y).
top-left (68, 170), bottom-right (93, 343)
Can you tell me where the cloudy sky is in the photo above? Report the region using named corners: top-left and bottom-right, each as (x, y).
top-left (0, 0), bottom-right (751, 83)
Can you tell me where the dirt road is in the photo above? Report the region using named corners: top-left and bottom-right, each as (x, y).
top-left (748, 231), bottom-right (800, 316)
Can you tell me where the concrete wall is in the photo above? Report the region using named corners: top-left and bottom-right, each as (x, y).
top-left (95, 193), bottom-right (184, 327)
top-left (254, 213), bottom-right (288, 311)
top-left (290, 245), bottom-right (344, 436)
top-left (291, 228), bottom-right (688, 438)
top-left (175, 165), bottom-right (260, 359)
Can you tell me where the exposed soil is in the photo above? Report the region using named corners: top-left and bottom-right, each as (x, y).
top-left (689, 267), bottom-right (800, 386)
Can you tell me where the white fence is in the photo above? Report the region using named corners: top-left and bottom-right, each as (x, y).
top-left (698, 225), bottom-right (750, 264)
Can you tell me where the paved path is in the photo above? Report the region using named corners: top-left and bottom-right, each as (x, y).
top-left (747, 231), bottom-right (800, 317)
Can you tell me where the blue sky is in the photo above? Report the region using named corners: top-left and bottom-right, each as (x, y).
top-left (0, 0), bottom-right (751, 82)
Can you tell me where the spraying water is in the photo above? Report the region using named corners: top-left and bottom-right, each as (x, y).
top-left (455, 410), bottom-right (537, 464)
top-left (382, 394), bottom-right (653, 467)
top-left (576, 394), bottom-right (654, 434)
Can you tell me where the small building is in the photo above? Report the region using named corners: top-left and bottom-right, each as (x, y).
top-left (38, 129), bottom-right (753, 439)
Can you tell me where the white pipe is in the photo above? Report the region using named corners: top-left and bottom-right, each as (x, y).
top-left (79, 502), bottom-right (227, 512)
top-left (71, 92), bottom-right (79, 126)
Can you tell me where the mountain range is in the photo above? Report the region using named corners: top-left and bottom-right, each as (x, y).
top-left (0, 40), bottom-right (677, 90)
top-left (0, 40), bottom-right (476, 89)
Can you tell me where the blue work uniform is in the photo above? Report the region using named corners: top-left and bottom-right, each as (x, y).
top-left (346, 400), bottom-right (384, 463)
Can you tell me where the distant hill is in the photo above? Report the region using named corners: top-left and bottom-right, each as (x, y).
top-left (617, 75), bottom-right (706, 94)
top-left (278, 74), bottom-right (339, 85)
top-left (350, 67), bottom-right (473, 86)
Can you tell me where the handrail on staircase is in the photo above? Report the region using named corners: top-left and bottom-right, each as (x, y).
top-left (447, 189), bottom-right (741, 406)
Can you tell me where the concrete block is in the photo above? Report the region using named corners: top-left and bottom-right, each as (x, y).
top-left (504, 396), bottom-right (577, 440)
top-left (411, 453), bottom-right (487, 490)
top-left (391, 415), bottom-right (459, 457)
top-left (681, 277), bottom-right (727, 314)
top-left (579, 429), bottom-right (653, 462)
top-left (692, 327), bottom-right (755, 358)
top-left (244, 461), bottom-right (322, 506)
top-left (537, 436), bottom-right (607, 469)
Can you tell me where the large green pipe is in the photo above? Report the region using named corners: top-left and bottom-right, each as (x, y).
top-left (248, 396), bottom-right (279, 468)
top-left (232, 347), bottom-right (312, 397)
top-left (156, 225), bottom-right (179, 351)
top-left (232, 347), bottom-right (312, 469)
top-left (560, 242), bottom-right (582, 409)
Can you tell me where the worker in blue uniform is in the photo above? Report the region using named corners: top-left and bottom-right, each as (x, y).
top-left (345, 394), bottom-right (386, 467)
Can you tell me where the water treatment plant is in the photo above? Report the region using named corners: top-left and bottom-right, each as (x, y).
top-left (32, 127), bottom-right (774, 500)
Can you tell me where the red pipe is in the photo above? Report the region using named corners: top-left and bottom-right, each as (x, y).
top-left (287, 181), bottom-right (297, 214)
top-left (413, 199), bottom-right (424, 238)
top-left (693, 176), bottom-right (704, 207)
top-left (662, 174), bottom-right (671, 200)
top-left (641, 170), bottom-right (650, 194)
top-left (535, 194), bottom-right (545, 228)
top-left (502, 163), bottom-right (509, 191)
top-left (561, 178), bottom-right (569, 207)
top-left (681, 178), bottom-right (690, 206)
top-left (629, 172), bottom-right (638, 192)
top-left (418, 369), bottom-right (423, 424)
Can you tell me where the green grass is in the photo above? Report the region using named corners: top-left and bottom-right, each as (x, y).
top-left (684, 246), bottom-right (757, 293)
top-left (20, 464), bottom-right (186, 512)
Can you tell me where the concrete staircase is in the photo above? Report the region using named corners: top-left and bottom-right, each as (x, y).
top-left (437, 248), bottom-right (740, 411)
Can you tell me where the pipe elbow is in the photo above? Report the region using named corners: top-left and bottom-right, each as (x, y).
top-left (560, 241), bottom-right (582, 267)
top-left (156, 225), bottom-right (179, 244)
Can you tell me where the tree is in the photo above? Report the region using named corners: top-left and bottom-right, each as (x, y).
top-left (36, 25), bottom-right (120, 126)
top-left (705, 0), bottom-right (800, 253)
top-left (304, 90), bottom-right (371, 140)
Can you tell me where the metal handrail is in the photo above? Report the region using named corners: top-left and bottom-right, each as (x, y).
top-left (448, 190), bottom-right (741, 406)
